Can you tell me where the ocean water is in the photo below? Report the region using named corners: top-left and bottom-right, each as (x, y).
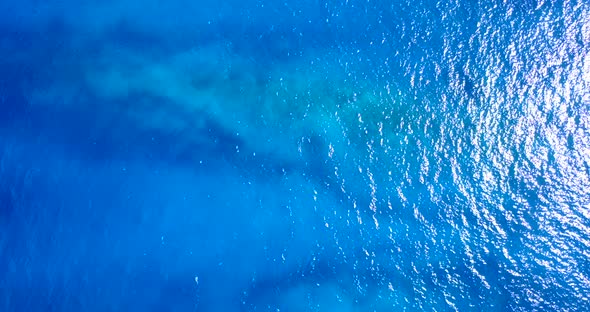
top-left (1, 0), bottom-right (589, 311)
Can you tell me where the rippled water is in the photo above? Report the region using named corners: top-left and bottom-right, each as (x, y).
top-left (1, 0), bottom-right (589, 311)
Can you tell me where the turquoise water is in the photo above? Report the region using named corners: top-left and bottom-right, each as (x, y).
top-left (1, 0), bottom-right (589, 311)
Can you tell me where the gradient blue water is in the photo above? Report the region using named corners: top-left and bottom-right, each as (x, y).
top-left (1, 0), bottom-right (589, 311)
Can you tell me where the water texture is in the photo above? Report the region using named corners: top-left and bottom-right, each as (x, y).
top-left (1, 0), bottom-right (589, 311)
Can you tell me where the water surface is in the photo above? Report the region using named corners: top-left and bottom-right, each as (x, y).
top-left (1, 0), bottom-right (589, 311)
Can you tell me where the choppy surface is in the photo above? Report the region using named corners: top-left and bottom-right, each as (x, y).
top-left (1, 0), bottom-right (589, 311)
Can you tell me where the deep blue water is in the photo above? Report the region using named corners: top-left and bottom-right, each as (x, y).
top-left (1, 0), bottom-right (589, 311)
